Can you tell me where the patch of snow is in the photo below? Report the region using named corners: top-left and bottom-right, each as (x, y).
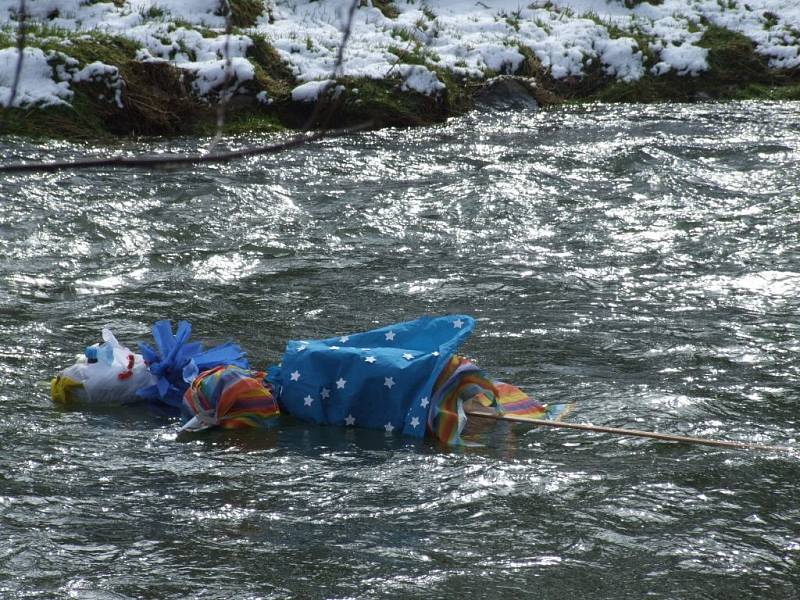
top-left (256, 90), bottom-right (272, 104)
top-left (291, 79), bottom-right (334, 102)
top-left (528, 18), bottom-right (604, 79)
top-left (596, 36), bottom-right (645, 82)
top-left (652, 43), bottom-right (709, 76)
top-left (398, 64), bottom-right (445, 95)
top-left (128, 0), bottom-right (226, 27)
top-left (480, 44), bottom-right (524, 74)
top-left (182, 56), bottom-right (255, 99)
top-left (72, 60), bottom-right (125, 107)
top-left (0, 47), bottom-right (73, 108)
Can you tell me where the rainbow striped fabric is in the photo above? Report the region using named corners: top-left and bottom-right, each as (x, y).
top-left (428, 356), bottom-right (572, 445)
top-left (181, 365), bottom-right (280, 431)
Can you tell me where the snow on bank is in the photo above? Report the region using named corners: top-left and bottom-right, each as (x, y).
top-left (72, 61), bottom-right (124, 107)
top-left (0, 46), bottom-right (129, 108)
top-left (400, 64), bottom-right (446, 95)
top-left (264, 0), bottom-right (798, 95)
top-left (291, 78), bottom-right (334, 102)
top-left (0, 0), bottom-right (799, 109)
top-left (0, 47), bottom-right (72, 107)
top-left (182, 56), bottom-right (255, 97)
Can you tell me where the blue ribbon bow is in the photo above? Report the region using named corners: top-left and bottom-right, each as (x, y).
top-left (136, 320), bottom-right (249, 411)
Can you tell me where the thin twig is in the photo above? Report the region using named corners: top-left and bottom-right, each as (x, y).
top-left (382, 31), bottom-right (419, 80)
top-left (5, 0), bottom-right (27, 109)
top-left (300, 0), bottom-right (361, 131)
top-left (206, 0), bottom-right (235, 155)
top-left (0, 122), bottom-right (372, 172)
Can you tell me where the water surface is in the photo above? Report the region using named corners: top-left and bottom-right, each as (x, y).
top-left (1, 102), bottom-right (799, 598)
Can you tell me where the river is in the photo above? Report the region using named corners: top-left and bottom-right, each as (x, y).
top-left (1, 102), bottom-right (799, 598)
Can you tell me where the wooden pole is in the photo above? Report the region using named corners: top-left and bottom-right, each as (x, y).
top-left (464, 409), bottom-right (794, 453)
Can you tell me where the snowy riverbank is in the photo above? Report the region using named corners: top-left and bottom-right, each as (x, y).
top-left (1, 0), bottom-right (799, 136)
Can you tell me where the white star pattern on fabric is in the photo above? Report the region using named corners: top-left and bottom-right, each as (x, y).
top-left (277, 315), bottom-right (471, 439)
top-left (453, 318), bottom-right (464, 329)
top-left (384, 422), bottom-right (394, 433)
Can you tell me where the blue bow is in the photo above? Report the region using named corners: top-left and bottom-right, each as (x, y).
top-left (136, 320), bottom-right (249, 411)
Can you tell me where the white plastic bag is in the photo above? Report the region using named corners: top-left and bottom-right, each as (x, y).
top-left (51, 329), bottom-right (156, 405)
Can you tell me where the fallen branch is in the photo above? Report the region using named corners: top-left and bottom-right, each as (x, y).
top-left (0, 122), bottom-right (372, 172)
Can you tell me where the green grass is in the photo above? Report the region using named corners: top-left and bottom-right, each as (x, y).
top-left (731, 83), bottom-right (800, 100)
top-left (282, 71), bottom-right (467, 130)
top-left (503, 10), bottom-right (522, 32)
top-left (761, 11), bottom-right (779, 30)
top-left (387, 43), bottom-right (440, 66)
top-left (169, 20), bottom-right (218, 37)
top-left (83, 0), bottom-right (125, 6)
top-left (391, 26), bottom-right (416, 43)
top-left (622, 0), bottom-right (663, 7)
top-left (223, 0), bottom-right (266, 28)
top-left (698, 23), bottom-right (772, 86)
top-left (141, 5), bottom-right (167, 20)
top-left (579, 12), bottom-right (659, 69)
top-left (0, 104), bottom-right (108, 139)
top-left (361, 0), bottom-right (400, 19)
top-left (0, 26), bottom-right (184, 136)
top-left (193, 110), bottom-right (285, 135)
top-left (246, 32), bottom-right (296, 103)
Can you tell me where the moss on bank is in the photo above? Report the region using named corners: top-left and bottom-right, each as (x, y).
top-left (582, 24), bottom-right (799, 102)
top-left (283, 71), bottom-right (470, 130)
top-left (0, 25), bottom-right (288, 137)
top-left (224, 0), bottom-right (266, 28)
top-left (1, 19), bottom-right (799, 139)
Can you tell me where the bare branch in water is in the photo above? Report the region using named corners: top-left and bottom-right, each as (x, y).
top-left (0, 122), bottom-right (372, 172)
top-left (2, 0), bottom-right (366, 171)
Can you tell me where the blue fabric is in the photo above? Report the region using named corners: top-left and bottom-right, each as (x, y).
top-left (270, 315), bottom-right (475, 437)
top-left (137, 320), bottom-right (249, 410)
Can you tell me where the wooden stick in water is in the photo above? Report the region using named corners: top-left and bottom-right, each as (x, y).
top-left (464, 409), bottom-right (794, 453)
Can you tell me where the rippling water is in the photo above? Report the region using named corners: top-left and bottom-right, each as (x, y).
top-left (2, 102), bottom-right (799, 598)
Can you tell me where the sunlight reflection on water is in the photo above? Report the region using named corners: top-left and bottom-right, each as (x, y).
top-left (1, 102), bottom-right (799, 598)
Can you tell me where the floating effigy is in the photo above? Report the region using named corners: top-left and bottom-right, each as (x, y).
top-left (51, 315), bottom-right (570, 444)
top-left (50, 315), bottom-right (793, 452)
